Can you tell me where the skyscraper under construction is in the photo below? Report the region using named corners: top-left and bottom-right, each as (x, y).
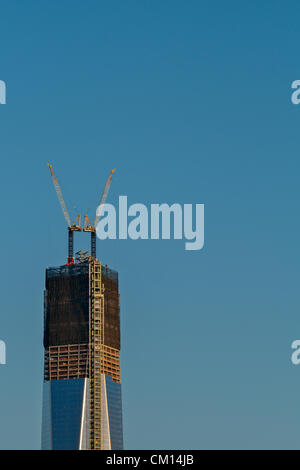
top-left (41, 165), bottom-right (123, 450)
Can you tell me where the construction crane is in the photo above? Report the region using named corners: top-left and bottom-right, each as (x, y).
top-left (83, 168), bottom-right (116, 258)
top-left (47, 163), bottom-right (81, 265)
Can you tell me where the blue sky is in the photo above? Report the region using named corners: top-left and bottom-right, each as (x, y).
top-left (0, 0), bottom-right (300, 449)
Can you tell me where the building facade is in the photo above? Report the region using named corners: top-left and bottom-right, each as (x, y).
top-left (41, 259), bottom-right (123, 450)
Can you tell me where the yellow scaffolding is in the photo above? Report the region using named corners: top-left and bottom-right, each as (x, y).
top-left (89, 259), bottom-right (104, 450)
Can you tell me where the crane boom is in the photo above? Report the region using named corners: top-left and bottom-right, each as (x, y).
top-left (47, 163), bottom-right (71, 227)
top-left (94, 168), bottom-right (116, 228)
top-left (47, 163), bottom-right (116, 263)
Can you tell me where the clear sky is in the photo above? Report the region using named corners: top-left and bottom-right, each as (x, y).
top-left (0, 0), bottom-right (300, 450)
